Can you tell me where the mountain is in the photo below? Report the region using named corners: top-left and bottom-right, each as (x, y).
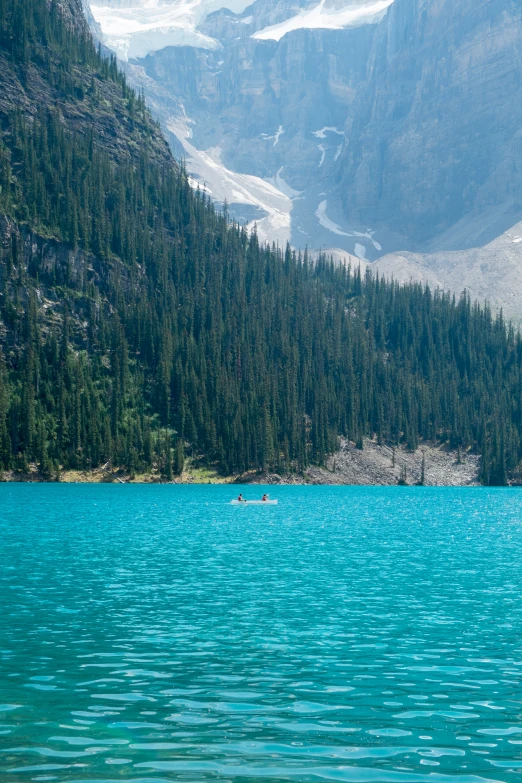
top-left (87, 0), bottom-right (522, 317)
top-left (86, 0), bottom-right (389, 248)
top-left (339, 0), bottom-right (522, 321)
top-left (2, 0), bottom-right (522, 485)
top-left (339, 0), bottom-right (522, 247)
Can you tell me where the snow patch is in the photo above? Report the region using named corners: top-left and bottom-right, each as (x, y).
top-left (167, 113), bottom-right (293, 246)
top-left (261, 125), bottom-right (284, 147)
top-left (316, 200), bottom-right (352, 236)
top-left (354, 243), bottom-right (367, 260)
top-left (312, 126), bottom-right (344, 139)
top-left (318, 144), bottom-right (326, 167)
top-left (315, 200), bottom-right (382, 252)
top-left (513, 237), bottom-right (522, 244)
top-left (268, 167), bottom-right (302, 200)
top-left (188, 176), bottom-right (212, 194)
top-left (252, 0), bottom-right (394, 43)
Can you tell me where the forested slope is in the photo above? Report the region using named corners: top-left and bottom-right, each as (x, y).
top-left (0, 0), bottom-right (521, 484)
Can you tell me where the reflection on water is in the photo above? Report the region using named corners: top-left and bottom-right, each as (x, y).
top-left (1, 484), bottom-right (522, 782)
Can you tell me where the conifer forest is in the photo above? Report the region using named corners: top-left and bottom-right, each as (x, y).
top-left (0, 0), bottom-right (521, 484)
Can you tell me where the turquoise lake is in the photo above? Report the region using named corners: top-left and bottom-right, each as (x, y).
top-left (1, 485), bottom-right (522, 783)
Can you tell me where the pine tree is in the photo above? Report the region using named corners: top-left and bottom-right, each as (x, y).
top-left (1, 0), bottom-right (522, 484)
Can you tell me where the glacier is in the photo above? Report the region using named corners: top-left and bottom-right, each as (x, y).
top-left (166, 110), bottom-right (294, 247)
top-left (89, 0), bottom-right (253, 59)
top-left (83, 0), bottom-right (522, 319)
top-left (89, 0), bottom-right (395, 59)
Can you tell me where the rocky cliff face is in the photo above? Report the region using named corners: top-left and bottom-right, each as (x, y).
top-left (0, 214), bottom-right (97, 356)
top-left (87, 0), bottom-right (522, 316)
top-left (0, 0), bottom-right (175, 352)
top-left (338, 0), bottom-right (522, 249)
top-left (139, 22), bottom-right (374, 188)
top-left (87, 0), bottom-right (387, 247)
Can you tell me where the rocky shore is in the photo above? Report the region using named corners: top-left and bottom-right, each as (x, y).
top-left (241, 439), bottom-right (481, 487)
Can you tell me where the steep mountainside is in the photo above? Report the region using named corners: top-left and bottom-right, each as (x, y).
top-left (88, 0), bottom-right (522, 317)
top-left (338, 0), bottom-right (522, 249)
top-left (87, 0), bottom-right (388, 249)
top-left (2, 0), bottom-right (522, 486)
top-left (134, 22), bottom-right (376, 246)
top-left (0, 0), bottom-right (171, 166)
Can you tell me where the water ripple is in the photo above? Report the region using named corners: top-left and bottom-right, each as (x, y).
top-left (1, 485), bottom-right (522, 781)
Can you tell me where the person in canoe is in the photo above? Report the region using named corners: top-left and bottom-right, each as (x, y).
top-left (261, 494), bottom-right (268, 502)
top-left (237, 493), bottom-right (245, 502)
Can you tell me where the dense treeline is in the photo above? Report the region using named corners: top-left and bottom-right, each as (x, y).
top-left (0, 0), bottom-right (521, 484)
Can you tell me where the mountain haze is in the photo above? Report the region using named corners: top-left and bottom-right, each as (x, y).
top-left (87, 0), bottom-right (388, 248)
top-left (88, 0), bottom-right (522, 316)
top-left (339, 0), bottom-right (522, 248)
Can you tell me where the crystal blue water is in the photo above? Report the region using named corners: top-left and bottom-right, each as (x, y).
top-left (1, 485), bottom-right (522, 783)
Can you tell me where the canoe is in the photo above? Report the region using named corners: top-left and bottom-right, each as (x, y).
top-left (230, 499), bottom-right (278, 505)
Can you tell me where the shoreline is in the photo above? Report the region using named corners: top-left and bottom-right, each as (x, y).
top-left (0, 439), bottom-right (490, 486)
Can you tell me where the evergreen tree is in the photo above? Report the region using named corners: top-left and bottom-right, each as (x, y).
top-left (0, 0), bottom-right (521, 486)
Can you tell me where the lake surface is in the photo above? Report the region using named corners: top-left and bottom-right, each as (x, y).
top-left (1, 485), bottom-right (522, 783)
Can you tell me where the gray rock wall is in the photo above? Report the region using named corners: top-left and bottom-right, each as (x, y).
top-left (0, 215), bottom-right (93, 291)
top-left (338, 0), bottom-right (522, 246)
top-left (139, 22), bottom-right (376, 188)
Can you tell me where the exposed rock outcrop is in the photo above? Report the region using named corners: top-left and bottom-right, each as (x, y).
top-left (242, 438), bottom-right (481, 486)
top-left (87, 0), bottom-right (385, 248)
